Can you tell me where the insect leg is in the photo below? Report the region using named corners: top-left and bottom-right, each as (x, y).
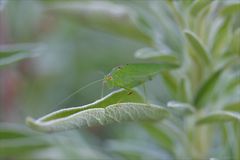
top-left (143, 83), bottom-right (148, 104)
top-left (101, 80), bottom-right (105, 98)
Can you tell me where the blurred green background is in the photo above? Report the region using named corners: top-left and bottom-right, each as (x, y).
top-left (0, 0), bottom-right (239, 159)
top-left (0, 1), bottom-right (153, 159)
top-left (0, 0), bottom-right (146, 120)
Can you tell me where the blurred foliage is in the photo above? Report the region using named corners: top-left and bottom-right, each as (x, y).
top-left (0, 0), bottom-right (239, 160)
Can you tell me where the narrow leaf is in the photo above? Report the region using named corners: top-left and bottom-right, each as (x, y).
top-left (0, 52), bottom-right (31, 67)
top-left (0, 137), bottom-right (49, 156)
top-left (0, 124), bottom-right (49, 156)
top-left (221, 3), bottom-right (240, 16)
top-left (193, 69), bottom-right (222, 108)
top-left (196, 111), bottom-right (240, 125)
top-left (161, 71), bottom-right (178, 98)
top-left (184, 31), bottom-right (210, 65)
top-left (166, 0), bottom-right (185, 29)
top-left (135, 48), bottom-right (180, 65)
top-left (224, 102), bottom-right (240, 112)
top-left (106, 139), bottom-right (165, 159)
top-left (189, 0), bottom-right (212, 17)
top-left (211, 18), bottom-right (232, 56)
top-left (0, 43), bottom-right (42, 67)
top-left (0, 124), bottom-right (32, 139)
top-left (225, 72), bottom-right (240, 93)
top-left (167, 101), bottom-right (196, 113)
top-left (229, 28), bottom-right (240, 55)
top-left (142, 123), bottom-right (173, 152)
top-left (177, 78), bottom-right (191, 102)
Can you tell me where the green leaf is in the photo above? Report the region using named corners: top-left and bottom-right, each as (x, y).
top-left (0, 124), bottom-right (49, 157)
top-left (0, 43), bottom-right (40, 67)
top-left (0, 52), bottom-right (30, 67)
top-left (196, 111), bottom-right (240, 125)
top-left (26, 89), bottom-right (169, 132)
top-left (221, 3), bottom-right (240, 16)
top-left (27, 103), bottom-right (169, 133)
top-left (184, 30), bottom-right (210, 65)
top-left (218, 55), bottom-right (240, 71)
top-left (134, 48), bottom-right (180, 65)
top-left (0, 137), bottom-right (49, 157)
top-left (195, 3), bottom-right (211, 42)
top-left (29, 89), bottom-right (143, 122)
top-left (104, 63), bottom-right (179, 90)
top-left (0, 124), bottom-right (31, 139)
top-left (211, 18), bottom-right (232, 56)
top-left (224, 102), bottom-right (240, 112)
top-left (132, 11), bottom-right (153, 38)
top-left (167, 101), bottom-right (196, 113)
top-left (229, 28), bottom-right (240, 55)
top-left (49, 2), bottom-right (151, 45)
top-left (189, 0), bottom-right (212, 17)
top-left (142, 123), bottom-right (173, 152)
top-left (225, 72), bottom-right (240, 93)
top-left (166, 0), bottom-right (185, 29)
top-left (106, 139), bottom-right (164, 159)
top-left (161, 71), bottom-right (178, 98)
top-left (181, 0), bottom-right (194, 8)
top-left (177, 78), bottom-right (191, 102)
top-left (193, 68), bottom-right (222, 108)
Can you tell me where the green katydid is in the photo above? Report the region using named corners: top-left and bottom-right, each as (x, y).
top-left (104, 63), bottom-right (179, 90)
top-left (25, 63), bottom-right (178, 132)
top-left (56, 63), bottom-right (179, 106)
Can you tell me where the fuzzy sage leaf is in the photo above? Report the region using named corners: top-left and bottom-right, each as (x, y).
top-left (134, 48), bottom-right (180, 65)
top-left (196, 111), bottom-right (240, 125)
top-left (193, 68), bottom-right (222, 108)
top-left (184, 31), bottom-right (210, 65)
top-left (26, 90), bottom-right (169, 132)
top-left (221, 3), bottom-right (240, 16)
top-left (0, 124), bottom-right (50, 156)
top-left (224, 102), bottom-right (240, 112)
top-left (189, 0), bottom-right (212, 17)
top-left (167, 101), bottom-right (196, 113)
top-left (0, 43), bottom-right (41, 67)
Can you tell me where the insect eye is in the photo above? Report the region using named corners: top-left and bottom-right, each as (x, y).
top-left (108, 76), bottom-right (113, 80)
top-left (105, 75), bottom-right (113, 81)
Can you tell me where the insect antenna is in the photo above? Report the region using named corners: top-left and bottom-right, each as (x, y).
top-left (101, 80), bottom-right (105, 99)
top-left (96, 70), bottom-right (107, 99)
top-left (55, 78), bottom-right (104, 107)
top-left (143, 84), bottom-right (148, 104)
